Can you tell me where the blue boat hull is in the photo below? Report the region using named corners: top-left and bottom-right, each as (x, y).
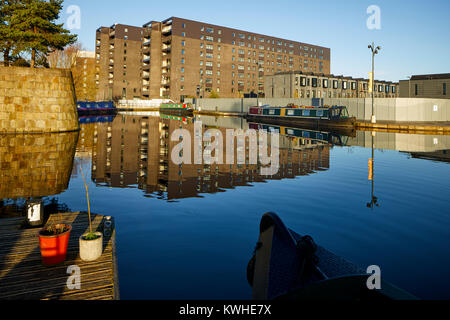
top-left (77, 101), bottom-right (117, 115)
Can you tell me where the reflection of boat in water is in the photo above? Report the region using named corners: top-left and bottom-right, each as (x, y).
top-left (246, 105), bottom-right (356, 130)
top-left (159, 103), bottom-right (194, 117)
top-left (78, 114), bottom-right (116, 124)
top-left (77, 101), bottom-right (117, 116)
top-left (247, 212), bottom-right (418, 300)
top-left (249, 122), bottom-right (350, 147)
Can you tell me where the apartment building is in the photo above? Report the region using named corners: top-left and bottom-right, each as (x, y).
top-left (399, 73), bottom-right (449, 99)
top-left (95, 24), bottom-right (144, 101)
top-left (265, 71), bottom-right (398, 99)
top-left (73, 51), bottom-right (97, 101)
top-left (141, 17), bottom-right (330, 101)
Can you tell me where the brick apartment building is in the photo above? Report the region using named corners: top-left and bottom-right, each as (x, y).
top-left (96, 17), bottom-right (330, 101)
top-left (95, 24), bottom-right (144, 101)
top-left (265, 71), bottom-right (399, 99)
top-left (73, 51), bottom-right (97, 101)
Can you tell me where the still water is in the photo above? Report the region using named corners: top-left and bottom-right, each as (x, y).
top-left (1, 113), bottom-right (450, 300)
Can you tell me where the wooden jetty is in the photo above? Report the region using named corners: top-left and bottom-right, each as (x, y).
top-left (0, 212), bottom-right (119, 300)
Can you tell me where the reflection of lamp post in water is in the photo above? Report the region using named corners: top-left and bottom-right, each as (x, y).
top-left (367, 132), bottom-right (380, 209)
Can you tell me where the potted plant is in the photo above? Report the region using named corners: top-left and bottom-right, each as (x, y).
top-left (79, 166), bottom-right (103, 262)
top-left (39, 222), bottom-right (72, 266)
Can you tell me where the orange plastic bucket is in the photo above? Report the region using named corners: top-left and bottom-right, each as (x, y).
top-left (38, 225), bottom-right (72, 266)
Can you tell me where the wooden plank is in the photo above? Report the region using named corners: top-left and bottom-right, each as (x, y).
top-left (0, 212), bottom-right (118, 300)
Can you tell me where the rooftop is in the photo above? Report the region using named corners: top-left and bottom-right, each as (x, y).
top-left (410, 73), bottom-right (450, 81)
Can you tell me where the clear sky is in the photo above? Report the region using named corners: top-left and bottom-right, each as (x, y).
top-left (61, 0), bottom-right (450, 82)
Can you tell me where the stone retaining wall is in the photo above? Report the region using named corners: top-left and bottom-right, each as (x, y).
top-left (0, 66), bottom-right (79, 133)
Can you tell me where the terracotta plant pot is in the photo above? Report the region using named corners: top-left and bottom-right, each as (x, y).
top-left (38, 225), bottom-right (72, 266)
top-left (79, 232), bottom-right (103, 262)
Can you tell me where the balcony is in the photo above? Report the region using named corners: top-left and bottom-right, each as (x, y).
top-left (162, 26), bottom-right (172, 35)
top-left (143, 39), bottom-right (151, 46)
top-left (162, 37), bottom-right (172, 45)
top-left (143, 55), bottom-right (150, 63)
top-left (109, 59), bottom-right (114, 65)
top-left (162, 45), bottom-right (171, 53)
top-left (143, 72), bottom-right (150, 79)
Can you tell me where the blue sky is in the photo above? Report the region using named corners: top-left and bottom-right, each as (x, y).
top-left (62, 0), bottom-right (450, 82)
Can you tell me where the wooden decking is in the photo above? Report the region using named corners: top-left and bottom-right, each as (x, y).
top-left (0, 212), bottom-right (119, 300)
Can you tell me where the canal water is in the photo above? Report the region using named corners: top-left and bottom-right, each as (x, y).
top-left (1, 114), bottom-right (449, 300)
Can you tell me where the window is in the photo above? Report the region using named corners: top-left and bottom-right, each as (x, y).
top-left (200, 61), bottom-right (204, 66)
top-left (181, 32), bottom-right (185, 37)
top-left (181, 40), bottom-right (185, 46)
top-left (182, 23), bottom-right (186, 28)
top-left (312, 78), bottom-right (318, 88)
top-left (206, 27), bottom-right (214, 33)
top-left (181, 58), bottom-right (185, 64)
top-left (415, 84), bottom-right (418, 96)
top-left (218, 30), bottom-right (222, 35)
top-left (351, 82), bottom-right (356, 90)
top-left (205, 61), bottom-right (213, 67)
top-left (181, 67), bottom-right (184, 73)
top-left (333, 80), bottom-right (338, 89)
top-left (300, 77), bottom-right (306, 87)
top-left (443, 83), bottom-right (447, 95)
top-left (323, 79), bottom-right (328, 88)
top-left (206, 36), bottom-right (214, 42)
top-left (181, 49), bottom-right (185, 55)
top-left (239, 33), bottom-right (245, 39)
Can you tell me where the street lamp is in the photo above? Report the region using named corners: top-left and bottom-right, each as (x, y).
top-left (368, 43), bottom-right (381, 124)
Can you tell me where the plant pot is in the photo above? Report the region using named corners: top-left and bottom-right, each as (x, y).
top-left (38, 225), bottom-right (72, 266)
top-left (79, 232), bottom-right (103, 262)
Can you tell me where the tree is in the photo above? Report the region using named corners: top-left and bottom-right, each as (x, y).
top-left (9, 0), bottom-right (77, 67)
top-left (209, 90), bottom-right (220, 99)
top-left (0, 0), bottom-right (22, 66)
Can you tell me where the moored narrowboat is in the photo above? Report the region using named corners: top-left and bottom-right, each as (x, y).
top-left (77, 101), bottom-right (117, 116)
top-left (246, 105), bottom-right (356, 129)
top-left (159, 103), bottom-right (194, 116)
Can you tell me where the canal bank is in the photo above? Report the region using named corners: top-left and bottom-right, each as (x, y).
top-left (0, 66), bottom-right (79, 133)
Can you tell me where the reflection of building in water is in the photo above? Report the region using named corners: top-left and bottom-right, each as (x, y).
top-left (410, 150), bottom-right (450, 164)
top-left (72, 122), bottom-right (98, 178)
top-left (0, 132), bottom-right (78, 199)
top-left (92, 115), bottom-right (330, 200)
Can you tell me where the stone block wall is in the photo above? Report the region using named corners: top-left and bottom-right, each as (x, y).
top-left (0, 66), bottom-right (79, 133)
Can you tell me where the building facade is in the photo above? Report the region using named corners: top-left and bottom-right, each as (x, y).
top-left (399, 74), bottom-right (449, 99)
top-left (264, 71), bottom-right (398, 99)
top-left (97, 17), bottom-right (330, 101)
top-left (73, 51), bottom-right (97, 101)
top-left (95, 24), bottom-right (144, 101)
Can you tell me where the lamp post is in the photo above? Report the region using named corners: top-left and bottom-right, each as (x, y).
top-left (368, 43), bottom-right (381, 124)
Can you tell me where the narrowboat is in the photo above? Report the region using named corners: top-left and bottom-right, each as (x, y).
top-left (159, 103), bottom-right (194, 117)
top-left (246, 105), bottom-right (356, 129)
top-left (248, 212), bottom-right (418, 300)
top-left (77, 101), bottom-right (117, 116)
